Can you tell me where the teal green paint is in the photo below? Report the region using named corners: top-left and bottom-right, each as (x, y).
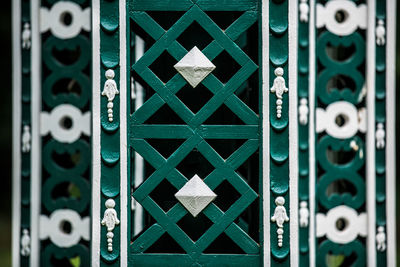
top-left (376, 0), bottom-right (387, 265)
top-left (40, 0), bottom-right (92, 265)
top-left (100, 0), bottom-right (120, 265)
top-left (269, 0), bottom-right (289, 265)
top-left (317, 240), bottom-right (366, 267)
top-left (20, 0), bottom-right (31, 265)
top-left (297, 3), bottom-right (310, 265)
top-left (42, 36), bottom-right (91, 108)
top-left (315, 0), bottom-right (367, 264)
top-left (42, 244), bottom-right (89, 267)
top-left (127, 1), bottom-right (262, 265)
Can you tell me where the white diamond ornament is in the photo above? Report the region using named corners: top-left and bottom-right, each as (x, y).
top-left (174, 46), bottom-right (216, 88)
top-left (175, 175), bottom-right (217, 217)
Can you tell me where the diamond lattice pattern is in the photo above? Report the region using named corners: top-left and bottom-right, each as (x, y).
top-left (130, 4), bottom-right (260, 257)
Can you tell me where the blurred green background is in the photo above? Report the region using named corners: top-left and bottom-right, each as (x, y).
top-left (0, 1), bottom-right (399, 266)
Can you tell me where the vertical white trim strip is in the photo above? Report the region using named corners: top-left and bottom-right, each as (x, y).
top-left (92, 0), bottom-right (101, 264)
top-left (12, 0), bottom-right (22, 265)
top-left (30, 0), bottom-right (41, 265)
top-left (386, 0), bottom-right (396, 265)
top-left (366, 0), bottom-right (376, 266)
top-left (120, 0), bottom-right (128, 265)
top-left (261, 0), bottom-right (270, 265)
top-left (289, 0), bottom-right (299, 265)
top-left (133, 36), bottom-right (145, 235)
top-left (308, 0), bottom-right (316, 265)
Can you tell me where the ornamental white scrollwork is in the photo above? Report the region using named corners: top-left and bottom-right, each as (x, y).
top-left (376, 123), bottom-right (385, 149)
top-left (299, 0), bottom-right (309, 23)
top-left (316, 1), bottom-right (366, 36)
top-left (299, 98), bottom-right (309, 125)
top-left (22, 23), bottom-right (31, 50)
top-left (102, 69), bottom-right (119, 122)
top-left (299, 201), bottom-right (309, 228)
top-left (40, 209), bottom-right (90, 248)
top-left (316, 101), bottom-right (366, 139)
top-left (271, 196), bottom-right (289, 247)
top-left (376, 19), bottom-right (386, 46)
top-left (20, 229), bottom-right (31, 256)
top-left (270, 67), bottom-right (288, 119)
top-left (316, 205), bottom-right (367, 244)
top-left (376, 226), bottom-right (386, 252)
top-left (40, 2), bottom-right (90, 39)
top-left (22, 125), bottom-right (31, 153)
top-left (41, 104), bottom-right (90, 143)
top-left (101, 199), bottom-right (120, 252)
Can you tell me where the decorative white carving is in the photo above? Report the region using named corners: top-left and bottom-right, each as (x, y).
top-left (376, 226), bottom-right (386, 252)
top-left (175, 174), bottom-right (217, 217)
top-left (376, 123), bottom-right (385, 149)
top-left (376, 19), bottom-right (386, 46)
top-left (271, 196), bottom-right (289, 247)
top-left (316, 205), bottom-right (367, 244)
top-left (40, 2), bottom-right (90, 39)
top-left (299, 98), bottom-right (309, 125)
top-left (20, 229), bottom-right (31, 256)
top-left (299, 201), bottom-right (309, 228)
top-left (41, 104), bottom-right (90, 143)
top-left (316, 1), bottom-right (367, 36)
top-left (299, 0), bottom-right (309, 23)
top-left (316, 101), bottom-right (366, 139)
top-left (40, 209), bottom-right (90, 248)
top-left (22, 23), bottom-right (31, 50)
top-left (174, 46), bottom-right (216, 88)
top-left (270, 67), bottom-right (288, 119)
top-left (101, 199), bottom-right (120, 252)
top-left (102, 69), bottom-right (119, 122)
top-left (350, 140), bottom-right (359, 151)
top-left (22, 125), bottom-right (31, 153)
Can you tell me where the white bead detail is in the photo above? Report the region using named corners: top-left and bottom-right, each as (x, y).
top-left (175, 175), bottom-right (217, 217)
top-left (376, 123), bottom-right (385, 149)
top-left (22, 23), bottom-right (31, 50)
top-left (102, 69), bottom-right (119, 122)
top-left (40, 2), bottom-right (90, 39)
top-left (174, 46), bottom-right (216, 88)
top-left (376, 19), bottom-right (386, 46)
top-left (101, 199), bottom-right (120, 252)
top-left (376, 226), bottom-right (386, 252)
top-left (299, 98), bottom-right (309, 125)
top-left (316, 205), bottom-right (367, 244)
top-left (41, 104), bottom-right (91, 143)
top-left (299, 0), bottom-right (309, 23)
top-left (22, 125), bottom-right (31, 153)
top-left (39, 210), bottom-right (90, 248)
top-left (271, 197), bottom-right (289, 247)
top-left (20, 229), bottom-right (31, 256)
top-left (299, 201), bottom-right (309, 228)
top-left (270, 68), bottom-right (288, 119)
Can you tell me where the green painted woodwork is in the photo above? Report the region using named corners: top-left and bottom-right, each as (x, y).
top-left (298, 4), bottom-right (310, 266)
top-left (376, 0), bottom-right (387, 265)
top-left (269, 0), bottom-right (290, 265)
top-left (20, 0), bottom-right (31, 266)
top-left (315, 0), bottom-right (367, 264)
top-left (127, 1), bottom-right (262, 266)
top-left (99, 0), bottom-right (121, 265)
top-left (316, 240), bottom-right (366, 267)
top-left (42, 244), bottom-right (90, 267)
top-left (40, 0), bottom-right (92, 265)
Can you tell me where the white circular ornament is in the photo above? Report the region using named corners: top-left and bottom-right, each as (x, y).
top-left (40, 209), bottom-right (90, 248)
